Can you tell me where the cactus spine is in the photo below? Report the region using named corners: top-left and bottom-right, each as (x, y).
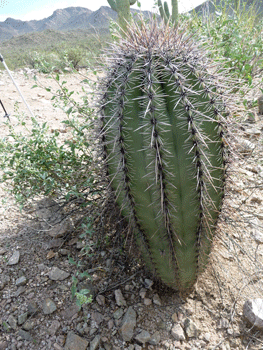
top-left (100, 20), bottom-right (229, 294)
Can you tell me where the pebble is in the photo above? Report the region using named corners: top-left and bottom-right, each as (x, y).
top-left (203, 332), bottom-right (211, 342)
top-left (42, 298), bottom-right (57, 314)
top-left (64, 331), bottom-right (89, 350)
top-left (18, 329), bottom-right (33, 341)
top-left (120, 306), bottom-right (137, 342)
top-left (22, 319), bottom-right (35, 331)
top-left (171, 323), bottom-right (185, 341)
top-left (172, 312), bottom-right (178, 322)
top-left (49, 266), bottom-right (70, 281)
top-left (149, 331), bottom-right (161, 345)
top-left (217, 317), bottom-right (229, 329)
top-left (144, 298), bottom-right (152, 306)
top-left (7, 250), bottom-right (20, 265)
top-left (96, 294), bottom-right (105, 306)
top-left (0, 342), bottom-right (8, 350)
top-left (184, 318), bottom-right (201, 338)
top-left (15, 276), bottom-right (27, 286)
top-left (15, 286), bottom-right (26, 297)
top-left (114, 289), bottom-right (126, 306)
top-left (0, 248), bottom-right (7, 255)
top-left (144, 279), bottom-right (153, 289)
top-left (243, 298), bottom-right (263, 329)
top-left (90, 335), bottom-right (100, 350)
top-left (252, 228), bottom-right (263, 244)
top-left (135, 330), bottom-right (151, 344)
top-left (48, 320), bottom-right (61, 335)
top-left (113, 308), bottom-right (124, 320)
top-left (7, 314), bottom-right (17, 329)
top-left (27, 301), bottom-right (38, 315)
top-left (61, 303), bottom-right (80, 319)
top-left (153, 294), bottom-right (162, 306)
top-left (18, 312), bottom-right (28, 325)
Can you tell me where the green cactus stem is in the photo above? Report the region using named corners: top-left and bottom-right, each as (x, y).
top-left (107, 0), bottom-right (136, 31)
top-left (100, 20), bottom-right (230, 294)
top-left (158, 0), bottom-right (178, 26)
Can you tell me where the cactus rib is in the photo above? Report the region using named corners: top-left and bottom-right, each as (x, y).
top-left (100, 21), bottom-right (229, 293)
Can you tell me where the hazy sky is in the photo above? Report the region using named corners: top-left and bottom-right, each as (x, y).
top-left (0, 0), bottom-right (205, 22)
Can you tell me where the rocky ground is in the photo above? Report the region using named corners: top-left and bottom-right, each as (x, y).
top-left (0, 68), bottom-right (263, 350)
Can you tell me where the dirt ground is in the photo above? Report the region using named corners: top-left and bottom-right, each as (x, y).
top-left (0, 67), bottom-right (263, 350)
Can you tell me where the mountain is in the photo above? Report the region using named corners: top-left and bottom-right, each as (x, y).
top-left (192, 0), bottom-right (263, 17)
top-left (0, 6), bottom-right (150, 43)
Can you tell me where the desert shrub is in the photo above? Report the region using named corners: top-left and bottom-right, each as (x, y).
top-left (183, 0), bottom-right (263, 84)
top-left (0, 72), bottom-right (101, 211)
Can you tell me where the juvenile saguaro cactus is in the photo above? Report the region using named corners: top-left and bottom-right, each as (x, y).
top-left (100, 20), bottom-right (230, 294)
top-left (158, 0), bottom-right (178, 26)
top-left (107, 0), bottom-right (136, 30)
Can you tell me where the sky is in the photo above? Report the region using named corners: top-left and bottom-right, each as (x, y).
top-left (0, 0), bottom-right (205, 22)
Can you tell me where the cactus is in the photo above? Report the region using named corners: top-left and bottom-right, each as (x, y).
top-left (107, 0), bottom-right (136, 30)
top-left (158, 0), bottom-right (179, 26)
top-left (99, 20), bottom-right (229, 294)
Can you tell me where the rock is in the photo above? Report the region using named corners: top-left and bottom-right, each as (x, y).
top-left (171, 323), bottom-right (185, 341)
top-left (115, 289), bottom-right (126, 306)
top-left (243, 298), bottom-right (263, 329)
top-left (18, 312), bottom-right (28, 325)
top-left (184, 318), bottom-right (201, 338)
top-left (0, 342), bottom-right (8, 350)
top-left (252, 228), bottom-right (263, 245)
top-left (18, 329), bottom-right (33, 341)
top-left (42, 298), bottom-right (57, 314)
top-left (149, 331), bottom-right (161, 345)
top-left (27, 301), bottom-right (38, 315)
top-left (7, 250), bottom-right (20, 265)
top-left (96, 294), bottom-right (105, 306)
top-left (0, 248), bottom-right (7, 255)
top-left (0, 274), bottom-right (10, 290)
top-left (203, 332), bottom-right (211, 342)
top-left (59, 248), bottom-right (70, 256)
top-left (139, 288), bottom-right (147, 298)
top-left (48, 238), bottom-right (64, 249)
top-left (90, 335), bottom-right (101, 350)
top-left (7, 314), bottom-right (17, 329)
top-left (48, 320), bottom-right (61, 335)
top-left (49, 267), bottom-right (70, 281)
top-left (144, 279), bottom-right (153, 289)
top-left (153, 294), bottom-right (162, 306)
top-left (61, 304), bottom-right (80, 319)
top-left (64, 331), bottom-right (89, 350)
top-left (247, 111), bottom-right (259, 123)
top-left (135, 330), bottom-right (151, 344)
top-left (258, 95), bottom-right (263, 115)
top-left (172, 312), bottom-right (178, 322)
top-left (113, 308), bottom-right (124, 320)
top-left (91, 311), bottom-right (103, 326)
top-left (15, 276), bottom-right (27, 286)
top-left (120, 306), bottom-right (137, 342)
top-left (144, 298), bottom-right (152, 306)
top-left (22, 319), bottom-right (35, 331)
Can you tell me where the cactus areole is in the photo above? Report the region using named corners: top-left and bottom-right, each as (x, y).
top-left (100, 21), bottom-right (228, 294)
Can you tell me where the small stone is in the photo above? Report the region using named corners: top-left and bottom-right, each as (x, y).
top-left (203, 332), bottom-right (211, 342)
top-left (59, 248), bottom-right (70, 256)
top-left (7, 315), bottom-right (17, 329)
top-left (27, 301), bottom-right (38, 315)
top-left (42, 298), bottom-right (57, 314)
top-left (243, 298), bottom-right (263, 329)
top-left (48, 238), bottom-right (64, 249)
top-left (0, 342), bottom-right (8, 350)
top-left (61, 304), bottom-right (80, 319)
top-left (120, 306), bottom-right (137, 342)
top-left (184, 318), bottom-right (201, 338)
top-left (144, 279), bottom-right (153, 289)
top-left (153, 294), bottom-right (162, 306)
top-left (47, 250), bottom-right (57, 259)
top-left (252, 228), bottom-right (263, 245)
top-left (90, 335), bottom-right (100, 350)
top-left (96, 294), bottom-right (105, 306)
top-left (64, 331), bottom-right (89, 350)
top-left (7, 250), bottom-right (20, 265)
top-left (172, 312), bottom-right (178, 322)
top-left (139, 288), bottom-right (147, 298)
top-left (15, 276), bottom-right (27, 286)
top-left (22, 319), bottom-right (35, 331)
top-left (149, 331), bottom-right (161, 345)
top-left (115, 289), bottom-right (126, 306)
top-left (0, 274), bottom-right (10, 290)
top-left (135, 330), bottom-right (151, 344)
top-left (144, 298), bottom-right (152, 306)
top-left (18, 329), bottom-right (33, 341)
top-left (15, 286), bottom-right (26, 296)
top-left (113, 308), bottom-right (124, 320)
top-left (171, 323), bottom-right (185, 341)
top-left (49, 267), bottom-right (70, 281)
top-left (0, 248), bottom-right (7, 255)
top-left (91, 311), bottom-right (103, 326)
top-left (48, 320), bottom-right (61, 335)
top-left (53, 344), bottom-right (63, 350)
top-left (134, 345), bottom-right (142, 350)
top-left (18, 312), bottom-right (28, 325)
